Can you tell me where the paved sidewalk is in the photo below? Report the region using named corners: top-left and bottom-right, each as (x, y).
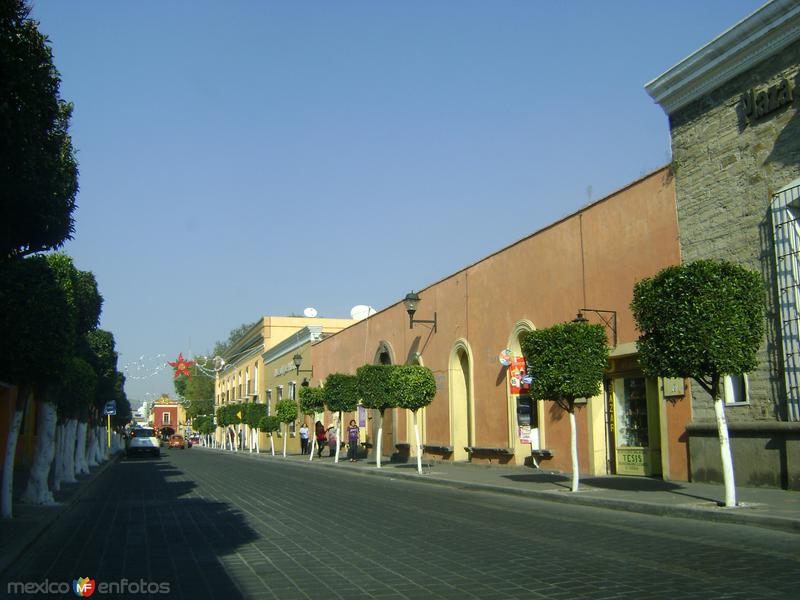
top-left (0, 453), bottom-right (121, 578)
top-left (197, 444), bottom-right (800, 534)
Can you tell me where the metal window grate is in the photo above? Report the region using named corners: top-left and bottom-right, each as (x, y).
top-left (771, 181), bottom-right (800, 421)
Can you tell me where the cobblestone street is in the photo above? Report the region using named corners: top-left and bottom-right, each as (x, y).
top-left (3, 449), bottom-right (799, 599)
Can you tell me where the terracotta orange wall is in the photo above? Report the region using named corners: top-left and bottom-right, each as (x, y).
top-left (0, 386), bottom-right (37, 471)
top-left (666, 387), bottom-right (692, 480)
top-left (312, 168), bottom-right (679, 474)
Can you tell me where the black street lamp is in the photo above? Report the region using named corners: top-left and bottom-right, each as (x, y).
top-left (404, 291), bottom-right (437, 333)
top-left (292, 353), bottom-right (313, 376)
top-left (572, 308), bottom-right (617, 347)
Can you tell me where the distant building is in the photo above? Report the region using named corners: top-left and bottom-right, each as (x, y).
top-left (151, 395), bottom-right (186, 436)
top-left (214, 316), bottom-right (355, 447)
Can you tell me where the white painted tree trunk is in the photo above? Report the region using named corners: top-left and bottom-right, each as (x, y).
top-left (255, 429), bottom-right (260, 453)
top-left (569, 409), bottom-right (580, 493)
top-left (714, 396), bottom-right (737, 507)
top-left (97, 426), bottom-right (107, 462)
top-left (1, 392), bottom-right (28, 519)
top-left (63, 420), bottom-right (78, 482)
top-left (375, 411), bottom-right (383, 469)
top-left (270, 432), bottom-right (275, 456)
top-left (75, 421), bottom-right (89, 475)
top-left (413, 411), bottom-right (423, 476)
top-left (335, 412), bottom-right (342, 464)
top-left (21, 401), bottom-right (58, 505)
top-left (87, 426), bottom-right (99, 468)
top-left (52, 423), bottom-right (64, 492)
top-left (282, 424), bottom-right (288, 457)
top-left (309, 434), bottom-right (315, 461)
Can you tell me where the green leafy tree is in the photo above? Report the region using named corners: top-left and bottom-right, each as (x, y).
top-left (258, 415), bottom-right (281, 455)
top-left (0, 256), bottom-right (73, 517)
top-left (521, 321), bottom-right (609, 492)
top-left (175, 360), bottom-right (214, 421)
top-left (216, 404), bottom-right (242, 451)
top-left (299, 386), bottom-right (325, 459)
top-left (631, 259), bottom-right (764, 507)
top-left (324, 373), bottom-right (359, 463)
top-left (275, 399), bottom-right (298, 457)
top-left (213, 321), bottom-right (258, 359)
top-left (389, 365), bottom-right (436, 475)
top-left (1, 0), bottom-right (78, 259)
top-left (85, 329), bottom-right (120, 420)
top-left (357, 364), bottom-right (397, 468)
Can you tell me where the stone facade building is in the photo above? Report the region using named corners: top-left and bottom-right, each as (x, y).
top-left (646, 0), bottom-right (800, 489)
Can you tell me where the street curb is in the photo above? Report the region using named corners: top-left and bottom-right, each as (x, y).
top-left (198, 446), bottom-right (800, 535)
top-left (0, 452), bottom-right (121, 578)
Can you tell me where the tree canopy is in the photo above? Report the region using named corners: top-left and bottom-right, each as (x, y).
top-left (389, 365), bottom-right (436, 412)
top-left (324, 373), bottom-right (359, 413)
top-left (0, 255), bottom-right (73, 386)
top-left (299, 386), bottom-right (325, 415)
top-left (631, 259), bottom-right (764, 396)
top-left (0, 0), bottom-right (78, 259)
top-left (521, 322), bottom-right (609, 412)
top-left (357, 364), bottom-right (397, 413)
top-left (276, 399), bottom-right (298, 425)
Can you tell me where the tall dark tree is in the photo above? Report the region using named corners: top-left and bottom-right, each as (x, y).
top-left (0, 256), bottom-right (72, 517)
top-left (0, 0), bottom-right (78, 259)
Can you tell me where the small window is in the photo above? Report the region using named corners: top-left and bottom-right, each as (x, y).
top-left (724, 374), bottom-right (749, 405)
top-left (163, 412), bottom-right (171, 425)
top-left (277, 386), bottom-right (283, 402)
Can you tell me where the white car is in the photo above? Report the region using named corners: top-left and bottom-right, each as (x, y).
top-left (126, 427), bottom-right (161, 458)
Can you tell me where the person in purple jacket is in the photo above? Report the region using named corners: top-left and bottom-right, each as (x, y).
top-left (347, 419), bottom-right (360, 462)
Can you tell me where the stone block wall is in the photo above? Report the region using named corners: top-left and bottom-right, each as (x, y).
top-left (670, 40), bottom-right (800, 425)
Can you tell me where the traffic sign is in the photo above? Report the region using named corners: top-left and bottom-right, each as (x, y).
top-left (103, 401), bottom-right (117, 416)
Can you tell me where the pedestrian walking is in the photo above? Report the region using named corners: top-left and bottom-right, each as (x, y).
top-left (299, 422), bottom-right (309, 454)
top-left (326, 425), bottom-right (337, 457)
top-left (347, 419), bottom-right (359, 462)
top-left (315, 421), bottom-right (326, 458)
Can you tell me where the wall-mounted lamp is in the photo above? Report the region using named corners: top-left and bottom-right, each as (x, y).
top-left (404, 291), bottom-right (437, 333)
top-left (572, 308), bottom-right (618, 347)
top-left (292, 353), bottom-right (313, 376)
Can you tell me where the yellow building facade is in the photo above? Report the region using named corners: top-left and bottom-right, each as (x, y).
top-left (214, 316), bottom-right (354, 448)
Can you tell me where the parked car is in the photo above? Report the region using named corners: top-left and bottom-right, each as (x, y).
top-left (168, 434), bottom-right (187, 449)
top-left (126, 427), bottom-right (160, 458)
top-left (190, 434), bottom-right (200, 447)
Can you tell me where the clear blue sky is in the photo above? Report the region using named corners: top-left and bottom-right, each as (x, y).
top-left (30, 0), bottom-right (766, 406)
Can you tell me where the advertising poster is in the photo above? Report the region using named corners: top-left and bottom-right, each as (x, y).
top-left (509, 356), bottom-right (530, 395)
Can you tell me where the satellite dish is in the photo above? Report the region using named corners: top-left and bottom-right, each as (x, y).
top-left (350, 305), bottom-right (377, 321)
top-left (303, 307), bottom-right (318, 318)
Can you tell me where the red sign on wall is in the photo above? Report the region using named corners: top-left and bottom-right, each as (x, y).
top-left (509, 356), bottom-right (530, 395)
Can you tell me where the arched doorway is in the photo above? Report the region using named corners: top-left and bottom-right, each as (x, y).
top-left (373, 342), bottom-right (394, 461)
top-left (507, 320), bottom-right (542, 466)
top-left (449, 340), bottom-right (474, 461)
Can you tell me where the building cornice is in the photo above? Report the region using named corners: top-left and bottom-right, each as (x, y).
top-left (645, 0), bottom-right (800, 114)
top-left (261, 326), bottom-right (323, 365)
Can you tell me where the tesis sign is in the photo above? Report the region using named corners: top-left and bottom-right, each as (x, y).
top-left (740, 72), bottom-right (797, 125)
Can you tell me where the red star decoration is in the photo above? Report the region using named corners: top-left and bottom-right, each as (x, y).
top-left (169, 353), bottom-right (195, 378)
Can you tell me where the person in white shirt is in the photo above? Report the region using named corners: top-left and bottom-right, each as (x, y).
top-left (299, 423), bottom-right (309, 454)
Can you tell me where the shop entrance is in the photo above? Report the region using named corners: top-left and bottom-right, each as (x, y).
top-left (607, 374), bottom-right (662, 476)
